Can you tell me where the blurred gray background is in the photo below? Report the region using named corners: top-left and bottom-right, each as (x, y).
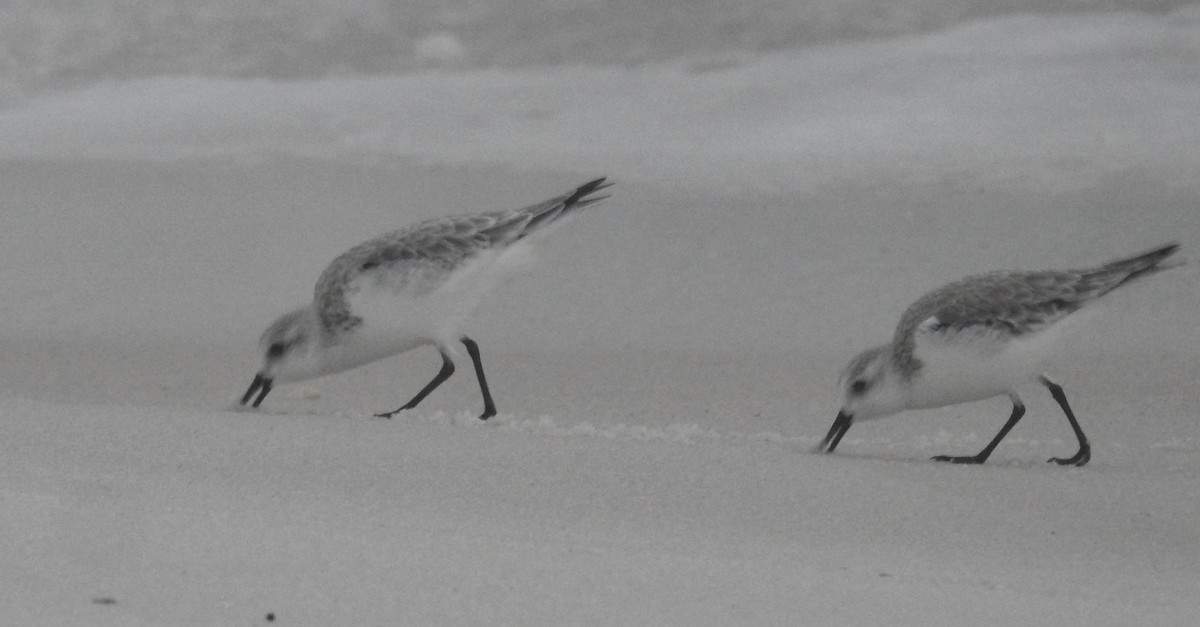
top-left (3, 1), bottom-right (1192, 89)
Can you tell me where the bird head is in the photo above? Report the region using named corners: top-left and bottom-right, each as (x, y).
top-left (240, 307), bottom-right (323, 408)
top-left (816, 345), bottom-right (908, 453)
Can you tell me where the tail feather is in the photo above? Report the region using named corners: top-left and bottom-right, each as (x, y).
top-left (561, 177), bottom-right (614, 212)
top-left (1087, 242), bottom-right (1182, 296)
top-left (523, 177), bottom-right (612, 233)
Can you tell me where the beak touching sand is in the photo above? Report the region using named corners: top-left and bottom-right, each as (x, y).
top-left (817, 410), bottom-right (853, 453)
top-left (240, 373), bottom-right (273, 408)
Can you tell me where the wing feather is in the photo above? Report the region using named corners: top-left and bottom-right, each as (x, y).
top-left (313, 178), bottom-right (610, 331)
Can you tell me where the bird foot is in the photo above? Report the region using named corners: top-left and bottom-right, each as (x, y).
top-left (1048, 447), bottom-right (1090, 466)
top-left (932, 454), bottom-right (988, 465)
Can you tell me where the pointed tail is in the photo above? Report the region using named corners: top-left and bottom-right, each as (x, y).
top-left (521, 177), bottom-right (613, 232)
top-left (1087, 242), bottom-right (1182, 296)
top-left (561, 178), bottom-right (613, 213)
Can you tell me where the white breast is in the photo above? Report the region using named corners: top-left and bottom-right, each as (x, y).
top-left (345, 241), bottom-right (536, 349)
top-left (907, 311), bottom-right (1090, 409)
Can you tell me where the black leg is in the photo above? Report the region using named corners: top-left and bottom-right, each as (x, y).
top-left (375, 351), bottom-right (455, 418)
top-left (933, 394), bottom-right (1025, 464)
top-left (461, 336), bottom-right (496, 420)
top-left (1040, 376), bottom-right (1091, 466)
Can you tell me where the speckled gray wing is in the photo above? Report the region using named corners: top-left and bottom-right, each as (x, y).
top-left (314, 178), bottom-right (612, 332)
top-left (905, 271), bottom-right (1090, 336)
top-left (890, 243), bottom-right (1179, 372)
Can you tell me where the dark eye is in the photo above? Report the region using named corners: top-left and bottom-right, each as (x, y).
top-left (267, 342), bottom-right (286, 358)
top-left (850, 379), bottom-right (868, 395)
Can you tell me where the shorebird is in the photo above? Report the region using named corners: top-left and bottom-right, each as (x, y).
top-left (817, 243), bottom-right (1181, 466)
top-left (240, 177), bottom-right (613, 419)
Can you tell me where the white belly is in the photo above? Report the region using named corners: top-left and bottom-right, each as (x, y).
top-left (907, 314), bottom-right (1086, 409)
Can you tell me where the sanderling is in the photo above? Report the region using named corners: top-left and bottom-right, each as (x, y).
top-left (817, 243), bottom-right (1182, 466)
top-left (240, 177), bottom-right (613, 419)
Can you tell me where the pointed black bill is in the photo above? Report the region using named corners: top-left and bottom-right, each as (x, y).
top-left (819, 410), bottom-right (853, 453)
top-left (240, 373), bottom-right (273, 408)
